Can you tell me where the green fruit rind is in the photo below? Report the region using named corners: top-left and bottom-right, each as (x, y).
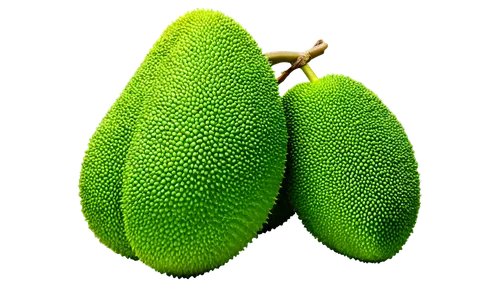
top-left (78, 19), bottom-right (181, 259)
top-left (283, 74), bottom-right (420, 262)
top-left (121, 10), bottom-right (287, 277)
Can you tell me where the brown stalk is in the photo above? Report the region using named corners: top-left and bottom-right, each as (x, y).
top-left (264, 40), bottom-right (328, 84)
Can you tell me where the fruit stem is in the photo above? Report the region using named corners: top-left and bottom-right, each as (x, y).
top-left (264, 40), bottom-right (328, 84)
top-left (264, 50), bottom-right (300, 66)
top-left (301, 64), bottom-right (319, 82)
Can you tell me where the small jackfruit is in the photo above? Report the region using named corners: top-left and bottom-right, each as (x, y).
top-left (81, 9), bottom-right (287, 277)
top-left (283, 74), bottom-right (420, 262)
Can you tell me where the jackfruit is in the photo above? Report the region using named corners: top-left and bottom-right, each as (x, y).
top-left (283, 74), bottom-right (420, 262)
top-left (81, 9), bottom-right (288, 277)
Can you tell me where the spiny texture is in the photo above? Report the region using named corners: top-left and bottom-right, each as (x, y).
top-left (259, 188), bottom-right (294, 234)
top-left (121, 10), bottom-right (287, 277)
top-left (259, 146), bottom-right (295, 236)
top-left (283, 74), bottom-right (420, 262)
top-left (78, 22), bottom-right (183, 258)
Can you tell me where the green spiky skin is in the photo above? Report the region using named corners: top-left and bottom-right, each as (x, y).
top-left (121, 10), bottom-right (287, 277)
top-left (78, 21), bottom-right (184, 259)
top-left (258, 182), bottom-right (294, 236)
top-left (259, 97), bottom-right (295, 234)
top-left (283, 74), bottom-right (420, 262)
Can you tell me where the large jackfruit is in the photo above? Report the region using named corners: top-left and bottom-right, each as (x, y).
top-left (80, 10), bottom-right (287, 277)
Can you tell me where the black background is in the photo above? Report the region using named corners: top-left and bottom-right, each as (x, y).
top-left (67, 1), bottom-right (429, 283)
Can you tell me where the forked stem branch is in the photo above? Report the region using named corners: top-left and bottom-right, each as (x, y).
top-left (264, 40), bottom-right (328, 84)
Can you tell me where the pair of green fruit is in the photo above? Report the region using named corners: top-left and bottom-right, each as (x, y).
top-left (79, 9), bottom-right (420, 278)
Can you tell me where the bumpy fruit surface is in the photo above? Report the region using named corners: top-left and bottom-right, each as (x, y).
top-left (80, 9), bottom-right (287, 276)
top-left (283, 74), bottom-right (420, 262)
